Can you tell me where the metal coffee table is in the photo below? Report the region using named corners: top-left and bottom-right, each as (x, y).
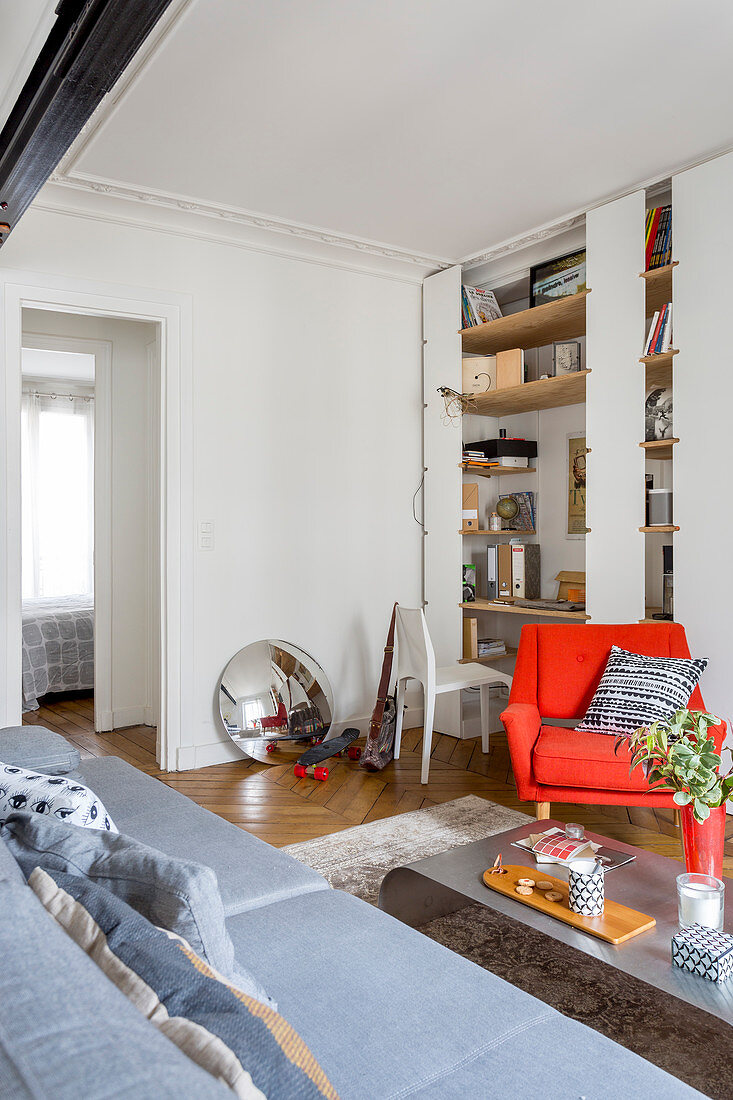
top-left (379, 818), bottom-right (733, 1024)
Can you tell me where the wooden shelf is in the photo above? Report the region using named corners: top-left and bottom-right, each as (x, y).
top-left (639, 525), bottom-right (679, 533)
top-left (461, 290), bottom-right (590, 355)
top-left (468, 370), bottom-right (590, 417)
top-left (640, 607), bottom-right (675, 624)
top-left (640, 261), bottom-right (677, 316)
top-left (640, 349), bottom-right (678, 390)
top-left (458, 648), bottom-right (518, 665)
top-left (461, 600), bottom-right (589, 621)
top-left (640, 437), bottom-right (679, 462)
top-left (460, 529), bottom-right (535, 536)
top-left (460, 463), bottom-right (537, 478)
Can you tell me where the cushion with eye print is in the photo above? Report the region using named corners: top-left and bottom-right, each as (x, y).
top-left (0, 760), bottom-right (116, 831)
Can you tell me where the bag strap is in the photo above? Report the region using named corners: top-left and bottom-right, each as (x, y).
top-left (367, 603), bottom-right (397, 743)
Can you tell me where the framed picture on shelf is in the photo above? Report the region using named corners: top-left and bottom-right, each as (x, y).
top-left (553, 341), bottom-right (581, 375)
top-left (645, 386), bottom-right (673, 440)
top-left (530, 249), bottom-right (587, 307)
top-left (567, 433), bottom-right (587, 539)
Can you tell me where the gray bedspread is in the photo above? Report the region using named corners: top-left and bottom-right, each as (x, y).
top-left (22, 596), bottom-right (94, 711)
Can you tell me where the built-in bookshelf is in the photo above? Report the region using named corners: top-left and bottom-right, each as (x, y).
top-left (465, 370), bottom-right (589, 416)
top-left (460, 462), bottom-right (536, 478)
top-left (460, 290), bottom-right (589, 355)
top-left (460, 279), bottom-right (588, 653)
top-left (461, 600), bottom-right (589, 621)
top-left (641, 205), bottom-right (677, 623)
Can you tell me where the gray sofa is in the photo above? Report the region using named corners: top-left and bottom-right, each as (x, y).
top-left (0, 753), bottom-right (707, 1099)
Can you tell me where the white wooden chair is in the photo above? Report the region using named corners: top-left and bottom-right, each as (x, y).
top-left (392, 605), bottom-right (513, 785)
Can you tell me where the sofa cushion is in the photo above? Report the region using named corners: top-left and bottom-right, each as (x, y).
top-left (0, 877), bottom-right (229, 1099)
top-left (575, 646), bottom-right (708, 737)
top-left (1, 811), bottom-right (269, 1004)
top-left (0, 724), bottom-right (80, 774)
top-left (75, 756), bottom-right (329, 916)
top-left (225, 888), bottom-right (702, 1100)
top-left (31, 867), bottom-right (337, 1100)
top-left (0, 761), bottom-right (115, 831)
top-left (0, 837), bottom-right (25, 886)
top-left (532, 725), bottom-right (651, 791)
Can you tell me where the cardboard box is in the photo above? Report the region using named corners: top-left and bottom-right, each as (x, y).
top-left (462, 483), bottom-right (479, 530)
top-left (462, 617), bottom-right (478, 659)
top-left (462, 356), bottom-right (496, 394)
top-left (496, 348), bottom-right (524, 390)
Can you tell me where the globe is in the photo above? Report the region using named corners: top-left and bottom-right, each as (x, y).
top-left (496, 496), bottom-right (519, 521)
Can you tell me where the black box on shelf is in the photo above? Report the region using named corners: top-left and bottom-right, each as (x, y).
top-left (465, 438), bottom-right (538, 461)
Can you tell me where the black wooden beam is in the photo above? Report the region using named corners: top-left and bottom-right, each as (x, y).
top-left (0, 0), bottom-right (175, 246)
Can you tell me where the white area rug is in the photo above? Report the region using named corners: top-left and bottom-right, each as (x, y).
top-left (283, 794), bottom-right (530, 904)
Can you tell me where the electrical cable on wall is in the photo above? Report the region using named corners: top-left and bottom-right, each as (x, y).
top-left (412, 470), bottom-right (425, 529)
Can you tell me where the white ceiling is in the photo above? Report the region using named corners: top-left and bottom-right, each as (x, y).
top-left (22, 347), bottom-right (95, 383)
top-left (27, 0), bottom-right (733, 260)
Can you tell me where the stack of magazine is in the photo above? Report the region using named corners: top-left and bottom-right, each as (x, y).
top-left (511, 827), bottom-right (636, 871)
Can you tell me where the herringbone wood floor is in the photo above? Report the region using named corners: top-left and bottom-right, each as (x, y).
top-left (23, 693), bottom-right (733, 873)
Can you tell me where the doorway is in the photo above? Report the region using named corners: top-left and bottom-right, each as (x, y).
top-left (0, 275), bottom-right (193, 771)
top-left (20, 313), bottom-right (159, 740)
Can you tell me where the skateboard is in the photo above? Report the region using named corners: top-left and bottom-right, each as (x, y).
top-left (296, 727), bottom-right (359, 767)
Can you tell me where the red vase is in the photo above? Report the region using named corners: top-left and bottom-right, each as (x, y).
top-left (680, 804), bottom-right (725, 878)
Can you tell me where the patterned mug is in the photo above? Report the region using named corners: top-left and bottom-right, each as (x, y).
top-left (568, 859), bottom-right (605, 916)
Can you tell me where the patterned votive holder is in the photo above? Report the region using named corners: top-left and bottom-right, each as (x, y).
top-left (677, 873), bottom-right (724, 932)
top-left (568, 859), bottom-right (604, 916)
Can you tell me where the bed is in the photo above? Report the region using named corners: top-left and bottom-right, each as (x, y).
top-left (22, 595), bottom-right (94, 711)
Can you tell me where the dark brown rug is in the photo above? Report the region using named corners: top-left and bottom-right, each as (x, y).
top-left (287, 796), bottom-right (731, 1100)
top-left (420, 902), bottom-right (731, 1100)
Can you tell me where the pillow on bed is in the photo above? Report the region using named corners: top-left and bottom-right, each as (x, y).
top-left (0, 763), bottom-right (115, 831)
top-left (0, 725), bottom-right (80, 775)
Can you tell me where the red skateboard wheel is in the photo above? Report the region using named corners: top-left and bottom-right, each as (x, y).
top-left (294, 764), bottom-right (328, 781)
top-left (347, 746), bottom-right (362, 760)
top-left (265, 742), bottom-right (277, 754)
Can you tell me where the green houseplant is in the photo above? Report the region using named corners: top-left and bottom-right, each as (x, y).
top-left (620, 709), bottom-right (731, 876)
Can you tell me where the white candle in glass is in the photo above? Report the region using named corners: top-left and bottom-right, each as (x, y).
top-left (677, 876), bottom-right (724, 931)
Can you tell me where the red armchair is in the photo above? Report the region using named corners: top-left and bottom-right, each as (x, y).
top-left (501, 623), bottom-right (726, 820)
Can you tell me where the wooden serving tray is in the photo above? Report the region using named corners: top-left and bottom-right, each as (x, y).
top-left (482, 864), bottom-right (656, 945)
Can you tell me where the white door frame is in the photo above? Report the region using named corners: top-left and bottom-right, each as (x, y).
top-left (1, 270), bottom-right (193, 771)
top-left (20, 330), bottom-right (114, 733)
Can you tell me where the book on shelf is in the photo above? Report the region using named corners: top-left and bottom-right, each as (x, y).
top-left (461, 285), bottom-right (502, 328)
top-left (501, 491), bottom-right (535, 532)
top-left (477, 637), bottom-right (506, 657)
top-left (643, 302), bottom-right (673, 356)
top-left (645, 205), bottom-right (672, 270)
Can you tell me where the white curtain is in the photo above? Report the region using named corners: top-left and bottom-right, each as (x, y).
top-left (22, 391), bottom-right (94, 598)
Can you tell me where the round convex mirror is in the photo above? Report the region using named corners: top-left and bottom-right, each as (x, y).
top-left (219, 640), bottom-right (333, 764)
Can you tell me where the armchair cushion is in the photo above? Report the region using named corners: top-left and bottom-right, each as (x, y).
top-left (575, 646), bottom-right (708, 737)
top-left (532, 726), bottom-right (651, 792)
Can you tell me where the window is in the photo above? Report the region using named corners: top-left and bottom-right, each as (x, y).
top-left (22, 392), bottom-right (94, 598)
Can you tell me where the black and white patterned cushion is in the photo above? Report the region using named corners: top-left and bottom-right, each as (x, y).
top-left (575, 646), bottom-right (707, 737)
top-left (0, 761), bottom-right (116, 831)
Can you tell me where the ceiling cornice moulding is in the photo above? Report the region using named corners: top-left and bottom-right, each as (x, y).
top-left (459, 214), bottom-right (586, 270)
top-left (47, 170), bottom-right (454, 272)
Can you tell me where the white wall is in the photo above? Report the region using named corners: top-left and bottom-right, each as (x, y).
top-left (586, 192), bottom-right (646, 623)
top-left (674, 152), bottom-right (733, 744)
top-left (2, 205), bottom-right (423, 766)
top-left (22, 308), bottom-right (157, 728)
